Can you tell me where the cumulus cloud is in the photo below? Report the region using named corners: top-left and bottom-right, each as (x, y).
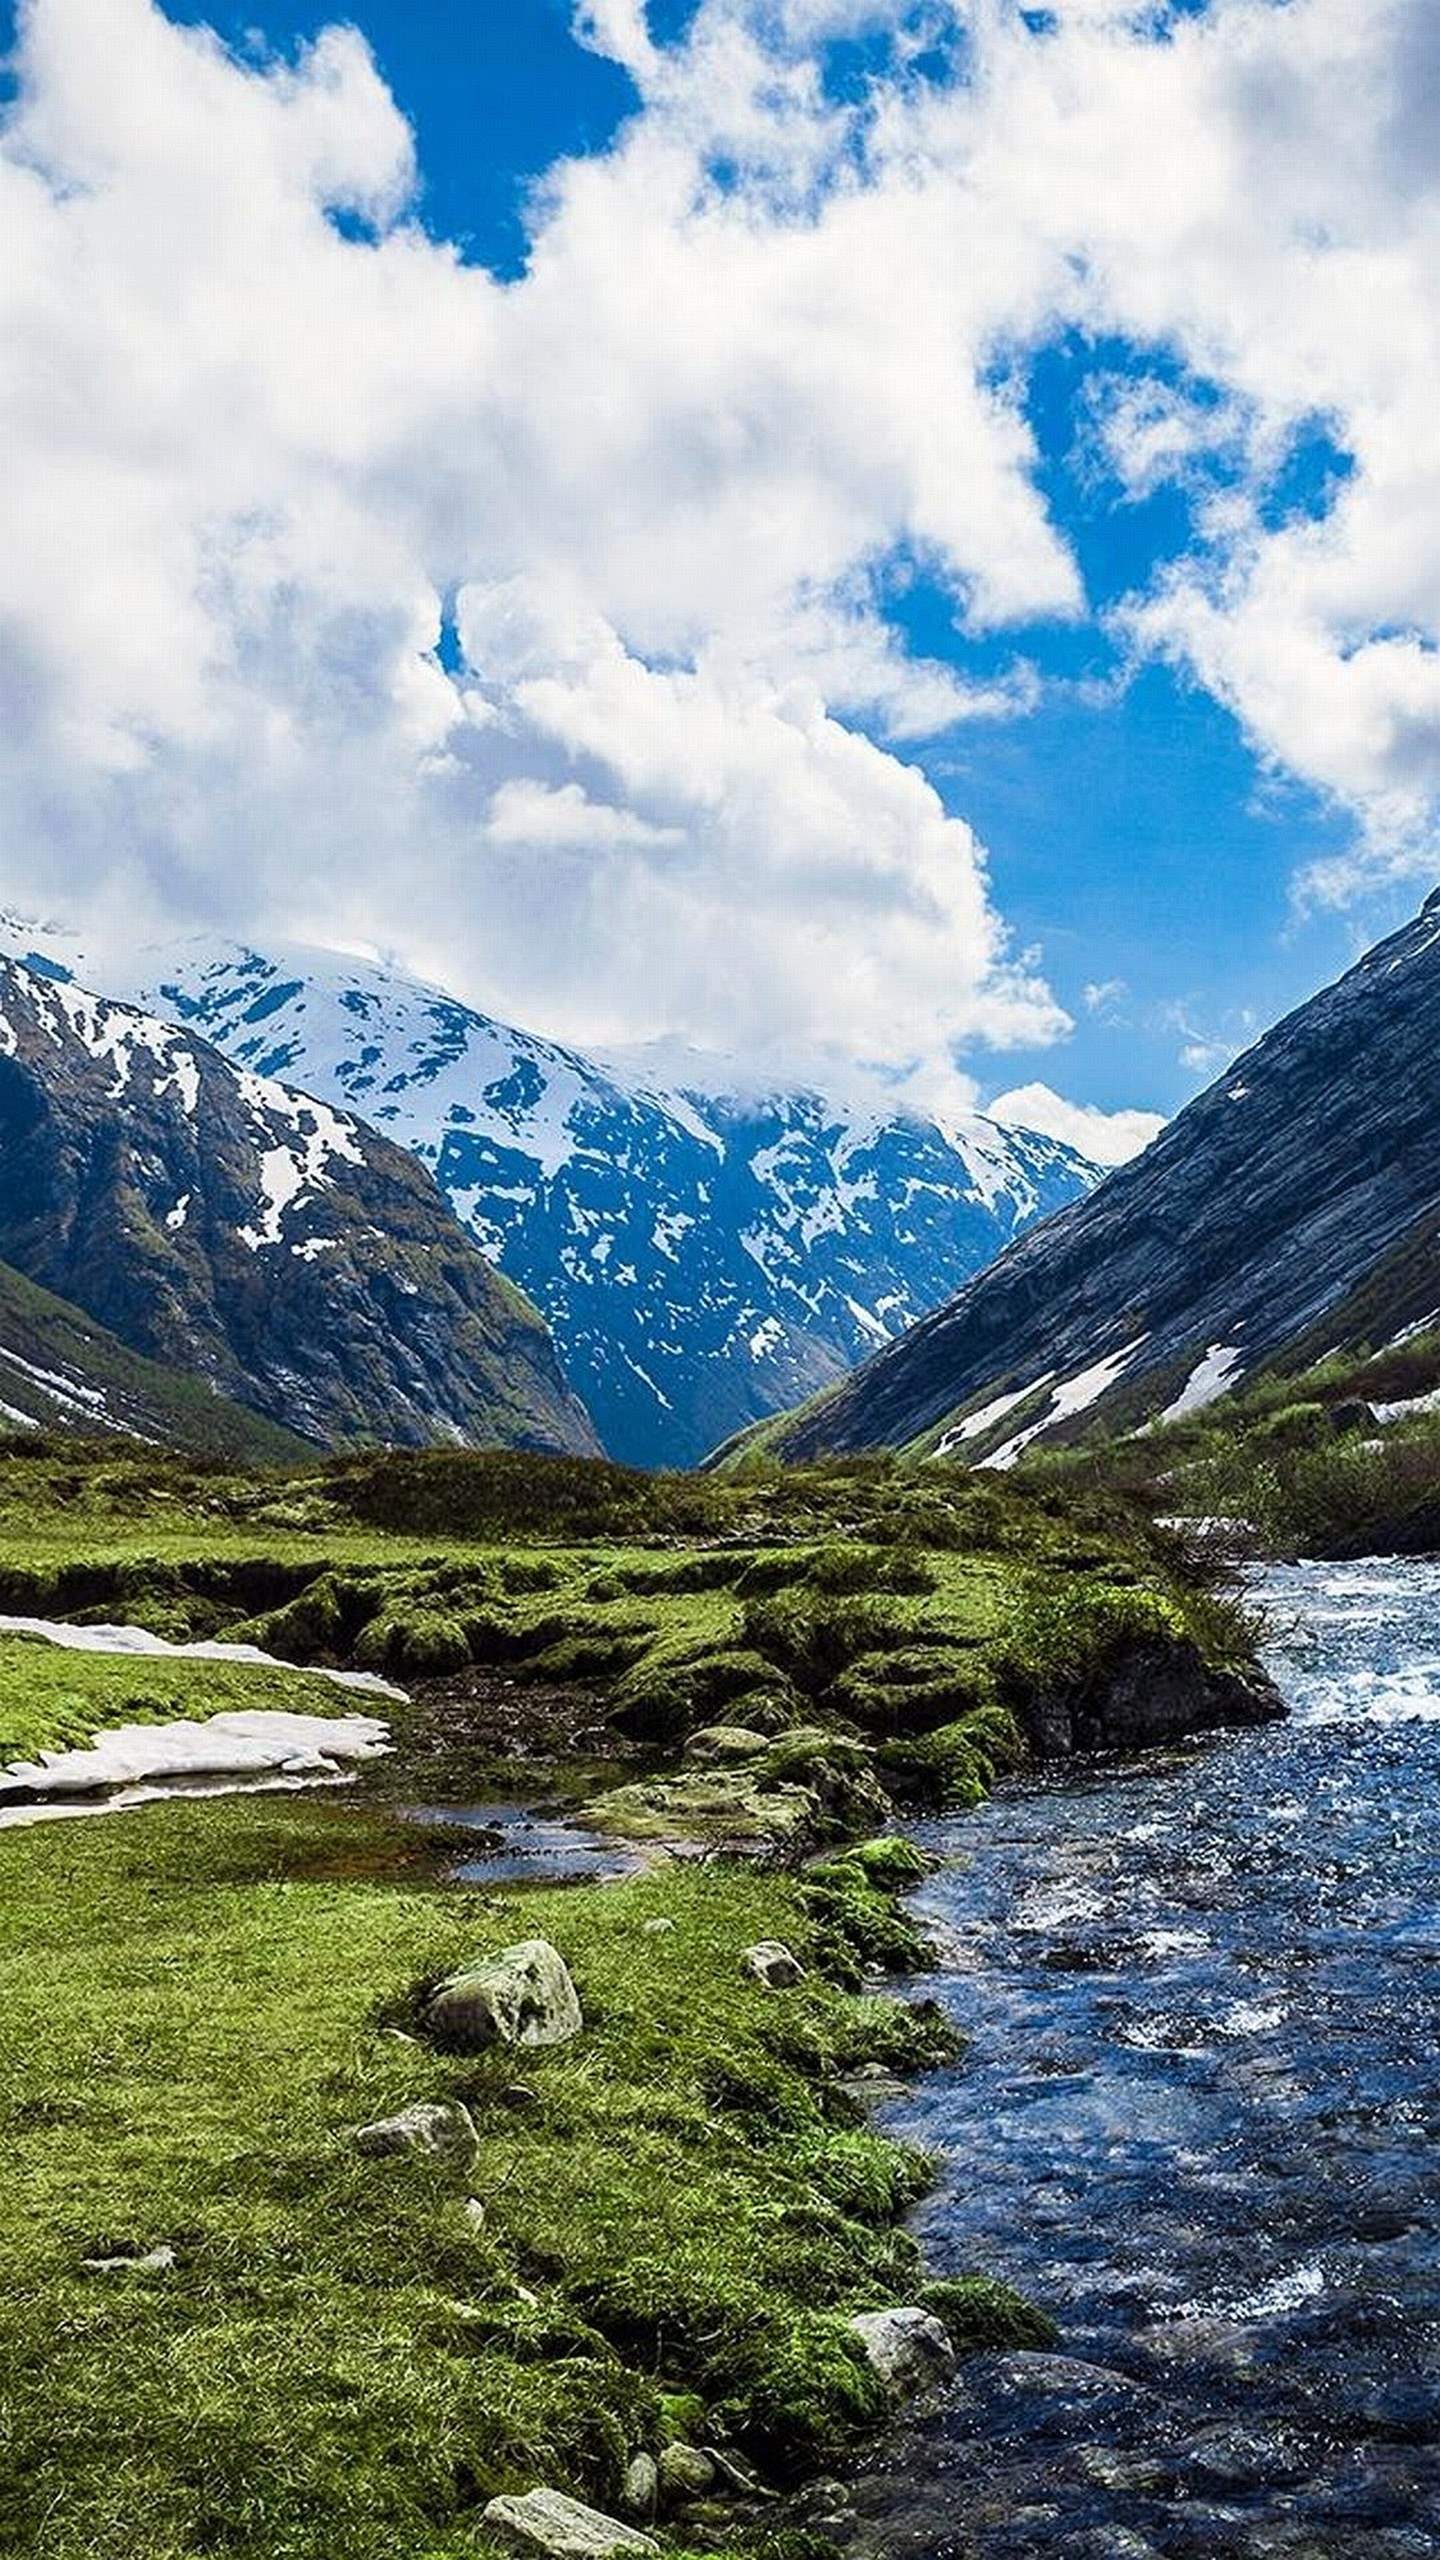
top-left (988, 1081), bottom-right (1165, 1167)
top-left (2, 0), bottom-right (1438, 1111)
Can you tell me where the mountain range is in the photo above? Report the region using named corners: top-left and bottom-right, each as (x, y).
top-left (0, 954), bottom-right (595, 1457)
top-left (751, 893), bottom-right (1440, 1467)
top-left (120, 937), bottom-right (1098, 1467)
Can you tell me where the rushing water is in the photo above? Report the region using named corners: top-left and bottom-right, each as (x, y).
top-left (838, 1559), bottom-right (1440, 2560)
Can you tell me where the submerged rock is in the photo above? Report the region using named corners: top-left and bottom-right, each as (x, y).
top-left (481, 2487), bottom-right (658, 2558)
top-left (425, 1939), bottom-right (582, 2052)
top-left (846, 2306), bottom-right (956, 2395)
top-left (349, 2100), bottom-right (478, 2164)
top-left (741, 1940), bottom-right (806, 1989)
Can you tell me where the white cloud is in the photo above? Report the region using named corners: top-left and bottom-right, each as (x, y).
top-left (988, 1081), bottom-right (1165, 1167)
top-left (5, 0), bottom-right (1439, 1121)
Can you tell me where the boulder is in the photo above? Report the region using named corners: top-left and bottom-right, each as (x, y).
top-left (481, 2488), bottom-right (658, 2558)
top-left (350, 2100), bottom-right (477, 2164)
top-left (846, 2306), bottom-right (956, 2395)
top-left (425, 1939), bottom-right (582, 2053)
top-left (682, 1725), bottom-right (772, 1764)
top-left (741, 1940), bottom-right (806, 1990)
top-left (657, 2443), bottom-right (716, 2504)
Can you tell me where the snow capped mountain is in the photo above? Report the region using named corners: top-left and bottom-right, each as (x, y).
top-left (125, 936), bottom-right (1100, 1467)
top-left (0, 953), bottom-right (596, 1456)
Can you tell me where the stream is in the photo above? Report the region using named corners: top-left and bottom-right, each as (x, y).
top-left (839, 1557), bottom-right (1440, 2560)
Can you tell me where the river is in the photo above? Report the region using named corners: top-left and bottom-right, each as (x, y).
top-left (838, 1558), bottom-right (1440, 2559)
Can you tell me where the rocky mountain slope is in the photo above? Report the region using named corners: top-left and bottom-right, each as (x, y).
top-left (751, 893), bottom-right (1440, 1465)
top-left (0, 1257), bottom-right (308, 1459)
top-left (0, 959), bottom-right (596, 1455)
top-left (125, 937), bottom-right (1098, 1468)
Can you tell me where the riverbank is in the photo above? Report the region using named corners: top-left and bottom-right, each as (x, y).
top-left (0, 1438), bottom-right (1281, 2560)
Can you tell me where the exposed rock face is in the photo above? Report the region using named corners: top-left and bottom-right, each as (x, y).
top-left (0, 958), bottom-right (596, 1455)
top-left (846, 2307), bottom-right (957, 2395)
top-left (120, 933), bottom-right (1099, 1467)
top-left (481, 2490), bottom-right (658, 2559)
top-left (424, 1938), bottom-right (583, 2053)
top-left (762, 895), bottom-right (1440, 1464)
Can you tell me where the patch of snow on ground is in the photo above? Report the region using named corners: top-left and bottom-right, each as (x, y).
top-left (2, 1708), bottom-right (389, 1804)
top-left (981, 1337), bottom-right (1149, 1470)
top-left (1373, 1386), bottom-right (1440, 1423)
top-left (934, 1374), bottom-right (1054, 1457)
top-left (1158, 1343), bottom-right (1243, 1425)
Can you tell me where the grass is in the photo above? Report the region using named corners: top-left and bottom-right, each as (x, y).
top-left (0, 1435), bottom-right (1272, 2558)
top-left (0, 1793), bottom-right (999, 2560)
top-left (1024, 1325), bottom-right (1440, 1558)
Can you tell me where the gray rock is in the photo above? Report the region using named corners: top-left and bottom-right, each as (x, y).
top-left (481, 2488), bottom-right (659, 2558)
top-left (640, 1918), bottom-right (675, 1936)
top-left (81, 2244), bottom-right (176, 2277)
top-left (350, 2100), bottom-right (478, 2164)
top-left (846, 2306), bottom-right (956, 2395)
top-left (462, 2196), bottom-right (488, 2233)
top-left (702, 2443), bottom-right (771, 2498)
top-left (683, 1726), bottom-right (772, 1764)
top-left (620, 2453), bottom-right (658, 2518)
top-left (741, 1940), bottom-right (806, 1990)
top-left (657, 2443), bottom-right (716, 2503)
top-left (425, 1939), bottom-right (582, 2052)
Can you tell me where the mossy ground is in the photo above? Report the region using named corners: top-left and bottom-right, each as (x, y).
top-left (0, 1436), bottom-right (1258, 2559)
top-left (0, 1793), bottom-right (974, 2560)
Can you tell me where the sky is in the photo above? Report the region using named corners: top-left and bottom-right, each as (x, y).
top-left (1, 0), bottom-right (1438, 1160)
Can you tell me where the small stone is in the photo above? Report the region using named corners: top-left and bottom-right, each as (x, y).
top-left (657, 2443), bottom-right (717, 2504)
top-left (462, 2196), bottom-right (487, 2232)
top-left (846, 2306), bottom-right (955, 2395)
top-left (621, 2453), bottom-right (658, 2517)
top-left (741, 1940), bottom-right (806, 1990)
top-left (640, 1918), bottom-right (675, 1936)
top-left (426, 1939), bottom-right (583, 2054)
top-left (81, 2244), bottom-right (176, 2278)
top-left (500, 2082), bottom-right (542, 2111)
top-left (350, 2100), bottom-right (478, 2165)
top-left (481, 2488), bottom-right (659, 2558)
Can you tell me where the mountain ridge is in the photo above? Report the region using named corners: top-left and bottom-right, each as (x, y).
top-left (743, 894), bottom-right (1440, 1466)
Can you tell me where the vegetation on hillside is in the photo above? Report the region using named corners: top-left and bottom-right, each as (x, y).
top-left (1023, 1328), bottom-right (1440, 1558)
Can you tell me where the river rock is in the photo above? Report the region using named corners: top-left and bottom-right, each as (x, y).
top-left (683, 1726), bottom-right (772, 1764)
top-left (741, 1940), bottom-right (806, 1989)
top-left (350, 2100), bottom-right (478, 2164)
top-left (481, 2488), bottom-right (658, 2558)
top-left (846, 2306), bottom-right (956, 2394)
top-left (657, 2443), bottom-right (716, 2503)
top-left (425, 1939), bottom-right (582, 2052)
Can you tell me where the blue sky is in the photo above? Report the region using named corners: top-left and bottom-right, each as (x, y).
top-left (1, 0), bottom-right (1435, 1148)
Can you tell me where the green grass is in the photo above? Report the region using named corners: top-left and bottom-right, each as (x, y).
top-left (0, 1795), bottom-right (973, 2560)
top-left (0, 1636), bottom-right (359, 1764)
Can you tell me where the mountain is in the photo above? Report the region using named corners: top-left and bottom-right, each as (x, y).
top-left (0, 1256), bottom-right (310, 1459)
top-left (124, 938), bottom-right (1099, 1468)
top-left (748, 893), bottom-right (1440, 1466)
top-left (0, 958), bottom-right (596, 1456)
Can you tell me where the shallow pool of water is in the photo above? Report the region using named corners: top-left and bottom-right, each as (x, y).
top-left (842, 1558), bottom-right (1440, 2559)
